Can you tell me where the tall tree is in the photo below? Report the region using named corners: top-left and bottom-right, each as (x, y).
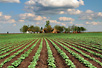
top-left (80, 27), bottom-right (86, 32)
top-left (45, 20), bottom-right (50, 27)
top-left (54, 25), bottom-right (64, 33)
top-left (20, 25), bottom-right (29, 33)
top-left (34, 26), bottom-right (40, 33)
top-left (28, 25), bottom-right (34, 31)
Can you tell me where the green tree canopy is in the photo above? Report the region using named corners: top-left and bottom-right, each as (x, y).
top-left (54, 25), bottom-right (64, 33)
top-left (20, 25), bottom-right (29, 33)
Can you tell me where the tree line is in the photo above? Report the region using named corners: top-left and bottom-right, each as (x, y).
top-left (20, 20), bottom-right (86, 33)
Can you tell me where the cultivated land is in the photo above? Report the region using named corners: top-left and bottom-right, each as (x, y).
top-left (0, 33), bottom-right (102, 68)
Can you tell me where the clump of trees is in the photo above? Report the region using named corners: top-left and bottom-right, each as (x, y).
top-left (20, 20), bottom-right (86, 33)
top-left (20, 25), bottom-right (40, 33)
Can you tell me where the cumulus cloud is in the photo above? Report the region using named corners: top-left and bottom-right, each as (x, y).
top-left (59, 11), bottom-right (65, 14)
top-left (0, 12), bottom-right (16, 24)
top-left (50, 20), bottom-right (60, 24)
top-left (0, 12), bottom-right (2, 16)
top-left (19, 13), bottom-right (48, 22)
top-left (34, 16), bottom-right (47, 20)
top-left (19, 13), bottom-right (35, 20)
top-left (19, 20), bottom-right (25, 22)
top-left (59, 9), bottom-right (82, 15)
top-left (67, 9), bottom-right (82, 15)
top-left (13, 24), bottom-right (17, 26)
top-left (98, 12), bottom-right (102, 17)
top-left (58, 17), bottom-right (75, 21)
top-left (0, 0), bottom-right (20, 3)
top-left (25, 0), bottom-right (84, 15)
top-left (79, 10), bottom-right (102, 20)
top-left (76, 24), bottom-right (83, 26)
top-left (25, 0), bottom-right (35, 5)
top-left (50, 20), bottom-right (66, 26)
top-left (85, 10), bottom-right (93, 13)
top-left (85, 21), bottom-right (101, 25)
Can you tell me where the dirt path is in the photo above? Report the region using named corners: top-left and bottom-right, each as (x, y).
top-left (52, 40), bottom-right (87, 68)
top-left (1, 39), bottom-right (37, 68)
top-left (0, 41), bottom-right (28, 56)
top-left (69, 41), bottom-right (102, 54)
top-left (47, 39), bottom-right (69, 68)
top-left (57, 40), bottom-right (102, 68)
top-left (17, 39), bottom-right (41, 68)
top-left (67, 41), bottom-right (102, 62)
top-left (36, 39), bottom-right (48, 68)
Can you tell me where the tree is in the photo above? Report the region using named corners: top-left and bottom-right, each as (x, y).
top-left (44, 20), bottom-right (52, 33)
top-left (28, 25), bottom-right (34, 31)
top-left (71, 25), bottom-right (78, 33)
top-left (34, 26), bottom-right (40, 33)
top-left (41, 27), bottom-right (43, 30)
top-left (80, 27), bottom-right (86, 32)
top-left (45, 20), bottom-right (50, 27)
top-left (64, 26), bottom-right (72, 33)
top-left (20, 25), bottom-right (29, 33)
top-left (54, 25), bottom-right (64, 33)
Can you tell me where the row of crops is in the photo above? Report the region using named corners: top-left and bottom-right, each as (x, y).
top-left (0, 33), bottom-right (102, 68)
top-left (0, 37), bottom-right (102, 68)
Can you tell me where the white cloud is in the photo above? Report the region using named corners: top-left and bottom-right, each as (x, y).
top-left (13, 24), bottom-right (16, 26)
top-left (61, 23), bottom-right (66, 26)
top-left (67, 9), bottom-right (82, 15)
top-left (19, 13), bottom-right (35, 17)
top-left (25, 0), bottom-right (35, 5)
top-left (58, 17), bottom-right (75, 21)
top-left (59, 11), bottom-right (65, 14)
top-left (4, 15), bottom-right (11, 20)
top-left (19, 13), bottom-right (35, 19)
top-left (25, 0), bottom-right (84, 15)
top-left (0, 0), bottom-right (20, 3)
top-left (0, 12), bottom-right (2, 16)
top-left (76, 24), bottom-right (83, 26)
top-left (50, 20), bottom-right (60, 24)
top-left (36, 0), bottom-right (84, 7)
top-left (18, 13), bottom-right (49, 22)
top-left (85, 21), bottom-right (101, 25)
top-left (85, 10), bottom-right (93, 13)
top-left (34, 16), bottom-right (47, 21)
top-left (50, 20), bottom-right (66, 26)
top-left (98, 12), bottom-right (102, 17)
top-left (0, 12), bottom-right (16, 24)
top-left (9, 19), bottom-right (16, 23)
top-left (19, 20), bottom-right (24, 22)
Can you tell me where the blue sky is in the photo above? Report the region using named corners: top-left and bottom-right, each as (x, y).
top-left (0, 0), bottom-right (102, 33)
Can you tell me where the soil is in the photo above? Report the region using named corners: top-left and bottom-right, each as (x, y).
top-left (51, 40), bottom-right (87, 68)
top-left (47, 39), bottom-right (69, 68)
top-left (36, 39), bottom-right (48, 68)
top-left (57, 40), bottom-right (102, 68)
top-left (17, 39), bottom-right (41, 68)
top-left (1, 39), bottom-right (37, 68)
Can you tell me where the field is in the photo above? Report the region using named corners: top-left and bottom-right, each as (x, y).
top-left (0, 33), bottom-right (102, 68)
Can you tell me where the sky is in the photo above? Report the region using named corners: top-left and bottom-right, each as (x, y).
top-left (0, 0), bottom-right (102, 33)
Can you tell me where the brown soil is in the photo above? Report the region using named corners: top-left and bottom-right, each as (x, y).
top-left (16, 39), bottom-right (41, 68)
top-left (0, 39), bottom-right (36, 68)
top-left (51, 40), bottom-right (87, 68)
top-left (69, 41), bottom-right (102, 54)
top-left (0, 41), bottom-right (25, 51)
top-left (67, 41), bottom-right (102, 62)
top-left (57, 40), bottom-right (102, 68)
top-left (0, 41), bottom-right (28, 56)
top-left (36, 39), bottom-right (48, 68)
top-left (47, 39), bottom-right (69, 68)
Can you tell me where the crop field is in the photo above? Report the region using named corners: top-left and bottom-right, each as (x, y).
top-left (0, 33), bottom-right (102, 68)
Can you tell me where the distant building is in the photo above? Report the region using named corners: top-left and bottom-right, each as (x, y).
top-left (52, 28), bottom-right (58, 33)
top-left (26, 31), bottom-right (33, 34)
